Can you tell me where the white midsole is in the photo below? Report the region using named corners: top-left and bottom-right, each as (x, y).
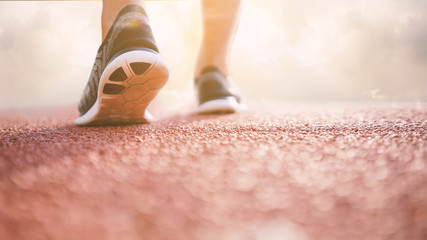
top-left (196, 97), bottom-right (247, 114)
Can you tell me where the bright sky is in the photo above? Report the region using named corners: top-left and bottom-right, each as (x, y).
top-left (0, 0), bottom-right (426, 109)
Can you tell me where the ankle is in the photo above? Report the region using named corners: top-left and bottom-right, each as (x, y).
top-left (195, 62), bottom-right (228, 79)
top-left (102, 0), bottom-right (146, 40)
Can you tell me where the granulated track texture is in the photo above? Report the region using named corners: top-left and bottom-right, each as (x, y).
top-left (0, 103), bottom-right (426, 240)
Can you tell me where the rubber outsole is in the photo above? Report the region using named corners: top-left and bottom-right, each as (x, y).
top-left (75, 50), bottom-right (168, 126)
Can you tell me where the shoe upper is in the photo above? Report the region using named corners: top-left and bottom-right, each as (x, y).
top-left (195, 66), bottom-right (242, 106)
top-left (78, 4), bottom-right (158, 116)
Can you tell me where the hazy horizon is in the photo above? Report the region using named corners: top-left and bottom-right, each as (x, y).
top-left (0, 0), bottom-right (426, 110)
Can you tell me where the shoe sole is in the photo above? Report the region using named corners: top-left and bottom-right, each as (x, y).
top-left (75, 50), bottom-right (169, 126)
top-left (197, 97), bottom-right (247, 114)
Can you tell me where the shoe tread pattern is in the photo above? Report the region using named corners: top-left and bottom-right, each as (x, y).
top-left (84, 51), bottom-right (168, 126)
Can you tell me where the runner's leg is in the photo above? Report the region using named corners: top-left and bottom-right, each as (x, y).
top-left (195, 0), bottom-right (242, 77)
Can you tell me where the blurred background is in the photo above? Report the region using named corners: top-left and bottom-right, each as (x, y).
top-left (0, 0), bottom-right (426, 111)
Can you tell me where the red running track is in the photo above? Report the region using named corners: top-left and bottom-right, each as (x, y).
top-left (0, 103), bottom-right (426, 239)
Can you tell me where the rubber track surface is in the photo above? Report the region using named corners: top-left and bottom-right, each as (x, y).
top-left (0, 103), bottom-right (426, 239)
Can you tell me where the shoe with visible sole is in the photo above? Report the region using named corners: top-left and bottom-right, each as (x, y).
top-left (195, 66), bottom-right (246, 114)
top-left (76, 5), bottom-right (168, 126)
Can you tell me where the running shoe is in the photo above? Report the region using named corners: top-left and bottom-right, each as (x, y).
top-left (195, 66), bottom-right (246, 114)
top-left (76, 5), bottom-right (168, 126)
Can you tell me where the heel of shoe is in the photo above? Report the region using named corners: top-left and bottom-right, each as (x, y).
top-left (76, 50), bottom-right (168, 126)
